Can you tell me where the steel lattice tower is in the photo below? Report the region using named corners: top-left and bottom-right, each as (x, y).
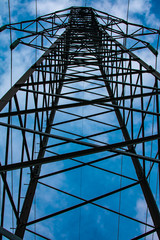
top-left (1, 6), bottom-right (160, 239)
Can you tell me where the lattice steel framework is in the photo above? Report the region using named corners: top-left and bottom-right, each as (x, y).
top-left (1, 6), bottom-right (160, 239)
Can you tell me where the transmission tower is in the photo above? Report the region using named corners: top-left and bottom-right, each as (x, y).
top-left (1, 6), bottom-right (160, 239)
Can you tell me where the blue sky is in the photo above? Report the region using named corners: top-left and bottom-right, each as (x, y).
top-left (0, 0), bottom-right (159, 25)
top-left (0, 0), bottom-right (160, 240)
top-left (1, 0), bottom-right (160, 95)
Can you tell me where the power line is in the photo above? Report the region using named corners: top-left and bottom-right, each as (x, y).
top-left (7, 0), bottom-right (14, 233)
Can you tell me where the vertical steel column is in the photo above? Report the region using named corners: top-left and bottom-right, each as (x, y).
top-left (103, 75), bottom-right (160, 237)
top-left (15, 32), bottom-right (70, 238)
top-left (94, 27), bottom-right (160, 240)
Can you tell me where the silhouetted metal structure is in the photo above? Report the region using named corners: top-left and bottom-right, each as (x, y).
top-left (0, 6), bottom-right (160, 239)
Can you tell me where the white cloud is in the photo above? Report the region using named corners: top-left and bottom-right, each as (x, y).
top-left (0, 45), bottom-right (36, 98)
top-left (28, 0), bottom-right (83, 16)
top-left (129, 0), bottom-right (151, 15)
top-left (0, 16), bottom-right (3, 26)
top-left (136, 198), bottom-right (158, 240)
top-left (0, 1), bottom-right (160, 238)
top-left (92, 0), bottom-right (160, 28)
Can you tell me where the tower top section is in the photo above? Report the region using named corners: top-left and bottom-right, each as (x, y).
top-left (0, 6), bottom-right (159, 59)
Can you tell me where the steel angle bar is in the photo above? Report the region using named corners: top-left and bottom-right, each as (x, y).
top-left (0, 32), bottom-right (68, 112)
top-left (87, 11), bottom-right (160, 236)
top-left (14, 79), bottom-right (103, 88)
top-left (15, 28), bottom-right (70, 238)
top-left (0, 133), bottom-right (160, 173)
top-left (0, 121), bottom-right (100, 148)
top-left (50, 90), bottom-right (160, 103)
top-left (1, 120), bottom-right (160, 150)
top-left (0, 170), bottom-right (19, 220)
top-left (38, 181), bottom-right (153, 228)
top-left (0, 8), bottom-right (71, 32)
top-left (15, 84), bottom-right (64, 238)
top-left (25, 228), bottom-right (51, 240)
top-left (98, 34), bottom-right (160, 239)
top-left (50, 127), bottom-right (121, 144)
top-left (99, 101), bottom-right (160, 117)
top-left (25, 181), bottom-right (140, 226)
top-left (1, 96), bottom-right (160, 118)
top-left (38, 153), bottom-right (137, 182)
top-left (109, 36), bottom-right (160, 80)
top-left (131, 229), bottom-right (157, 240)
top-left (93, 76), bottom-right (158, 91)
top-left (51, 112), bottom-right (120, 129)
top-left (0, 226), bottom-right (22, 240)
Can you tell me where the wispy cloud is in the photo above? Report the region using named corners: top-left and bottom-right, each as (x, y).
top-left (136, 198), bottom-right (158, 239)
top-left (28, 0), bottom-right (83, 16)
top-left (0, 1), bottom-right (160, 239)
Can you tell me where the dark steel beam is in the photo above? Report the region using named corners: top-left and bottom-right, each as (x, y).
top-left (15, 84), bottom-right (63, 238)
top-left (15, 30), bottom-right (70, 238)
top-left (0, 226), bottom-right (22, 240)
top-left (98, 30), bottom-right (160, 238)
top-left (38, 181), bottom-right (152, 228)
top-left (131, 229), bottom-right (157, 240)
top-left (0, 33), bottom-right (67, 112)
top-left (26, 181), bottom-right (140, 226)
top-left (26, 228), bottom-right (51, 240)
top-left (0, 133), bottom-right (160, 173)
top-left (1, 95), bottom-right (160, 118)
